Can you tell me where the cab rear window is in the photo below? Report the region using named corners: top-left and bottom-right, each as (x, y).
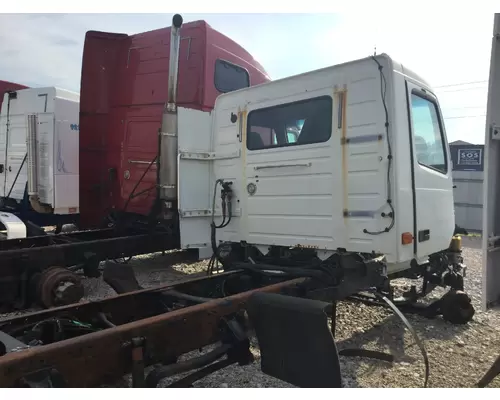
top-left (247, 96), bottom-right (333, 151)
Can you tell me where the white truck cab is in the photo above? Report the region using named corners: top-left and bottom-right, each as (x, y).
top-left (0, 87), bottom-right (80, 216)
top-left (178, 53), bottom-right (455, 275)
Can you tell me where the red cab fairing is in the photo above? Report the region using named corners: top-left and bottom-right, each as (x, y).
top-left (0, 80), bottom-right (29, 109)
top-left (79, 20), bottom-right (270, 228)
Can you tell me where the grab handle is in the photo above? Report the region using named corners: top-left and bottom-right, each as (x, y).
top-left (254, 162), bottom-right (312, 171)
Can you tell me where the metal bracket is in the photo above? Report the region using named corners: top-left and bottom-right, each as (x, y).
top-left (126, 46), bottom-right (148, 68)
top-left (341, 134), bottom-right (383, 145)
top-left (254, 162), bottom-right (311, 171)
top-left (487, 235), bottom-right (500, 252)
top-left (16, 369), bottom-right (66, 388)
top-left (131, 337), bottom-right (146, 388)
top-left (490, 123), bottom-right (499, 140)
top-left (128, 159), bottom-right (158, 166)
top-left (179, 208), bottom-right (242, 218)
top-left (342, 209), bottom-right (376, 218)
top-left (179, 149), bottom-right (241, 161)
top-left (0, 330), bottom-right (30, 355)
top-left (0, 212), bottom-right (27, 239)
top-left (180, 209), bottom-right (212, 218)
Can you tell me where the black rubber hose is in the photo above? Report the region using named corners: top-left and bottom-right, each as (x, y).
top-left (145, 343), bottom-right (231, 387)
top-left (167, 358), bottom-right (236, 387)
top-left (375, 292), bottom-right (429, 388)
top-left (161, 290), bottom-right (212, 304)
top-left (97, 312), bottom-right (116, 328)
top-left (232, 262), bottom-right (327, 280)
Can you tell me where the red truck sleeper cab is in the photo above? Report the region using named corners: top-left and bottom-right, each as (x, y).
top-left (79, 19), bottom-right (270, 229)
top-left (0, 80), bottom-right (29, 109)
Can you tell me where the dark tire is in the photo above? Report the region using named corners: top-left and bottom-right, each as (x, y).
top-left (441, 290), bottom-right (475, 324)
top-left (61, 224), bottom-right (78, 233)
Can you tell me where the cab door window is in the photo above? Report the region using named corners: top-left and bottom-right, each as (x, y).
top-left (409, 92), bottom-right (448, 174)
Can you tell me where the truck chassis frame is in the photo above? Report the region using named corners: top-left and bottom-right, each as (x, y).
top-left (0, 245), bottom-right (477, 389)
top-left (0, 224), bottom-right (182, 311)
top-left (0, 268), bottom-right (308, 388)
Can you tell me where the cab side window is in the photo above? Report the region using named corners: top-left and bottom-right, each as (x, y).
top-left (247, 97), bottom-right (332, 151)
top-left (214, 59), bottom-right (250, 93)
top-left (410, 92), bottom-right (448, 174)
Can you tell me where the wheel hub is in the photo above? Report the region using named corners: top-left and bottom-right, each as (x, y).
top-left (34, 266), bottom-right (84, 308)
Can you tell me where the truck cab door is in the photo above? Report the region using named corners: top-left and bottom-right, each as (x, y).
top-left (406, 82), bottom-right (455, 260)
top-left (482, 13), bottom-right (500, 311)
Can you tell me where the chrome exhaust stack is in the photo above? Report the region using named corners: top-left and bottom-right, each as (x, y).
top-left (26, 114), bottom-right (51, 214)
top-left (159, 13), bottom-right (183, 218)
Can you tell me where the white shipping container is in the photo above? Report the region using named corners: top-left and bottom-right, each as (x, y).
top-left (0, 87), bottom-right (80, 215)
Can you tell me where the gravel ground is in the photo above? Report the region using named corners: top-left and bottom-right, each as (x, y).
top-left (3, 238), bottom-right (500, 388)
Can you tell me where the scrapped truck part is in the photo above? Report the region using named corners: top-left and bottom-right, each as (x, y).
top-left (0, 212), bottom-right (26, 239)
top-left (79, 15), bottom-right (270, 229)
top-left (159, 13), bottom-right (183, 212)
top-left (171, 38), bottom-right (474, 325)
top-left (0, 12), bottom-right (482, 388)
top-left (0, 226), bottom-right (184, 310)
top-left (0, 19), bottom-right (478, 392)
top-left (25, 113), bottom-right (52, 215)
top-left (25, 114), bottom-right (38, 197)
top-left (0, 13), bottom-right (474, 320)
top-left (0, 267), bottom-right (305, 387)
top-left (0, 261), bottom-right (429, 388)
top-left (0, 15), bottom-right (271, 312)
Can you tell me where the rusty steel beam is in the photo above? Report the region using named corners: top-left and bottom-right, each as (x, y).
top-left (0, 228), bottom-right (181, 310)
top-left (0, 269), bottom-right (238, 329)
top-left (0, 276), bottom-right (304, 387)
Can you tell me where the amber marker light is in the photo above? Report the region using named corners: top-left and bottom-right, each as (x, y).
top-left (402, 232), bottom-right (414, 245)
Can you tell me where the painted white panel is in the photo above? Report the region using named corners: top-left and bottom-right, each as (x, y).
top-left (0, 87), bottom-right (79, 214)
top-left (178, 107), bottom-right (214, 253)
top-left (208, 56), bottom-right (399, 260)
top-left (482, 13), bottom-right (500, 310)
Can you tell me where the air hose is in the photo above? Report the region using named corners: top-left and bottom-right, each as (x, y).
top-left (208, 179), bottom-right (233, 275)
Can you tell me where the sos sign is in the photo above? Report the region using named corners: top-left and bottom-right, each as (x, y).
top-left (456, 148), bottom-right (483, 171)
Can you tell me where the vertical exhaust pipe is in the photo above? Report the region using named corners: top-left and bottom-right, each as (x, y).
top-left (159, 13), bottom-right (183, 218)
top-left (26, 114), bottom-right (38, 196)
top-left (26, 114), bottom-right (52, 213)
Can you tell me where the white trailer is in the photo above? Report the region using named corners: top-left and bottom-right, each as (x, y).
top-left (0, 87), bottom-right (80, 219)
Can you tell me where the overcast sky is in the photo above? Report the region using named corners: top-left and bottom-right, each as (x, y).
top-left (0, 12), bottom-right (495, 144)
